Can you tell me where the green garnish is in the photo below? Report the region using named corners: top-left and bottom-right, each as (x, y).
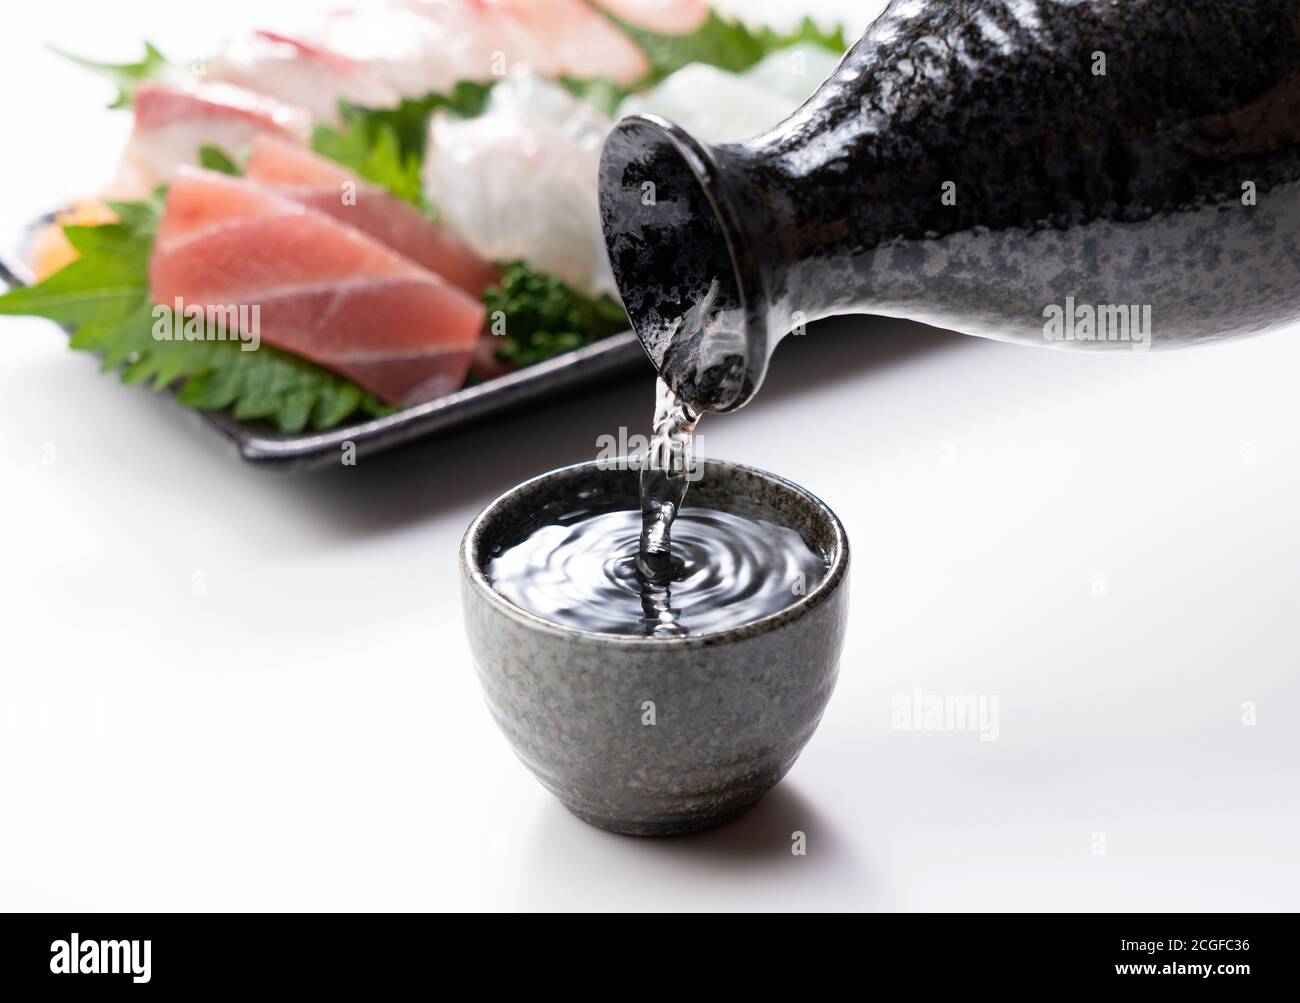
top-left (340, 83), bottom-right (495, 158)
top-left (311, 84), bottom-right (494, 212)
top-left (482, 263), bottom-right (628, 369)
top-left (51, 41), bottom-right (176, 109)
top-left (26, 14), bottom-right (850, 426)
top-left (197, 145), bottom-right (241, 176)
top-left (0, 191), bottom-right (390, 434)
top-left (311, 115), bottom-right (423, 209)
top-left (615, 11), bottom-right (848, 82)
top-left (560, 12), bottom-right (846, 114)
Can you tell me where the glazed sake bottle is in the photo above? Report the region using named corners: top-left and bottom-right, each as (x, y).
top-left (599, 0), bottom-right (1300, 413)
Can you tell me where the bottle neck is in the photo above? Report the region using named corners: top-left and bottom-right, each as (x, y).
top-left (599, 117), bottom-right (773, 414)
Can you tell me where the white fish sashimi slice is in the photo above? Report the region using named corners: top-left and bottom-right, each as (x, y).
top-left (742, 42), bottom-right (845, 103)
top-left (483, 72), bottom-right (611, 155)
top-left (428, 122), bottom-right (613, 297)
top-left (309, 0), bottom-right (657, 98)
top-left (424, 76), bottom-right (617, 299)
top-left (618, 65), bottom-right (796, 144)
top-left (107, 82), bottom-right (312, 199)
top-left (616, 43), bottom-right (844, 144)
top-left (395, 0), bottom-right (650, 86)
top-left (308, 5), bottom-right (483, 98)
top-left (204, 31), bottom-right (401, 125)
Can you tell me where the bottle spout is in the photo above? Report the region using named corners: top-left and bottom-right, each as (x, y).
top-left (599, 115), bottom-right (770, 414)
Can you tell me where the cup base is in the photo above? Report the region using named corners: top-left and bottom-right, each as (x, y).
top-left (558, 792), bottom-right (766, 838)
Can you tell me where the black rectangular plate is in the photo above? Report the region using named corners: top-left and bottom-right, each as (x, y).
top-left (1, 213), bottom-right (646, 471)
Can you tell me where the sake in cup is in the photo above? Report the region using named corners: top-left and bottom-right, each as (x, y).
top-left (460, 459), bottom-right (850, 836)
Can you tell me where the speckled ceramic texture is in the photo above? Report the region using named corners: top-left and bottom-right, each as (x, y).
top-left (601, 0), bottom-right (1300, 414)
top-left (460, 460), bottom-right (850, 836)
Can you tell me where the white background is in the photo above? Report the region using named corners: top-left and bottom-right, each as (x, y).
top-left (1, 1), bottom-right (1297, 912)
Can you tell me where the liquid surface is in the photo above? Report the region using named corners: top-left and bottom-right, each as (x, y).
top-left (486, 505), bottom-right (828, 637)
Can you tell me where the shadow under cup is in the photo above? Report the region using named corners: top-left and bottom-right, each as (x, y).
top-left (460, 460), bottom-right (850, 836)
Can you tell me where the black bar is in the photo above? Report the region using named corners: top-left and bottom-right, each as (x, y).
top-left (0, 913), bottom-right (1286, 991)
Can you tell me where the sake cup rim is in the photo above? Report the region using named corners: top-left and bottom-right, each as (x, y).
top-left (460, 458), bottom-right (849, 648)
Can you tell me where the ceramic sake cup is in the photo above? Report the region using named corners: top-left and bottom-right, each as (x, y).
top-left (460, 459), bottom-right (850, 836)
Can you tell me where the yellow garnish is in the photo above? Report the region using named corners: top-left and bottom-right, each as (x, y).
top-left (29, 200), bottom-right (120, 281)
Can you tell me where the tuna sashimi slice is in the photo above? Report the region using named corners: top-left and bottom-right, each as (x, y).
top-left (244, 136), bottom-right (499, 296)
top-left (108, 82), bottom-right (311, 198)
top-left (233, 279), bottom-right (480, 404)
top-left (244, 134), bottom-right (356, 187)
top-left (150, 168), bottom-right (484, 406)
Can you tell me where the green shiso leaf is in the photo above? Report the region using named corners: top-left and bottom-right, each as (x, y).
top-left (0, 190), bottom-right (390, 434)
top-left (51, 40), bottom-right (176, 109)
top-left (311, 113), bottom-right (425, 209)
top-left (311, 83), bottom-right (495, 212)
top-left (346, 81), bottom-right (495, 157)
top-left (615, 11), bottom-right (848, 82)
top-left (482, 262), bottom-right (628, 370)
top-left (197, 144), bottom-right (242, 176)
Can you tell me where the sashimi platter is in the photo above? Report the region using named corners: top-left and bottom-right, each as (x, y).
top-left (0, 0), bottom-right (847, 467)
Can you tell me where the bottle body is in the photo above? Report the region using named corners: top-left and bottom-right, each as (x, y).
top-left (600, 0), bottom-right (1300, 413)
